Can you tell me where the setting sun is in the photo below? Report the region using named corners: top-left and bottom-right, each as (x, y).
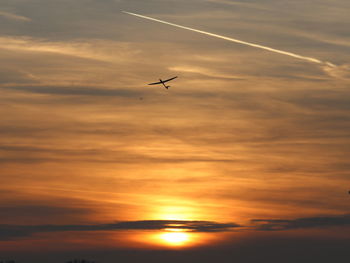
top-left (159, 231), bottom-right (190, 246)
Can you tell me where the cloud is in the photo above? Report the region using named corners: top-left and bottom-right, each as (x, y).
top-left (0, 68), bottom-right (37, 85)
top-left (0, 36), bottom-right (139, 63)
top-left (0, 205), bottom-right (91, 224)
top-left (0, 146), bottom-right (235, 164)
top-left (1, 85), bottom-right (142, 97)
top-left (2, 214), bottom-right (349, 241)
top-left (0, 220), bottom-right (240, 240)
top-left (0, 11), bottom-right (31, 22)
top-left (168, 65), bottom-right (242, 79)
top-left (205, 0), bottom-right (271, 11)
top-left (252, 214), bottom-right (350, 231)
top-left (322, 64), bottom-right (350, 80)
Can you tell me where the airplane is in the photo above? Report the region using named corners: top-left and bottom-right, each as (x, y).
top-left (148, 76), bottom-right (178, 89)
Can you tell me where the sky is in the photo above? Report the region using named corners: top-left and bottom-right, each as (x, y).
top-left (0, 0), bottom-right (349, 262)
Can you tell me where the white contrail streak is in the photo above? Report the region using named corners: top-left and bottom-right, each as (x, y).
top-left (123, 11), bottom-right (336, 67)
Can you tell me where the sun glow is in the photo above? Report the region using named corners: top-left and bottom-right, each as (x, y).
top-left (142, 207), bottom-right (210, 247)
top-left (154, 205), bottom-right (197, 221)
top-left (159, 231), bottom-right (190, 246)
top-left (158, 228), bottom-right (191, 246)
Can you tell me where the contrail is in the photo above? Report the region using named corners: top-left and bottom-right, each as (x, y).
top-left (123, 11), bottom-right (336, 67)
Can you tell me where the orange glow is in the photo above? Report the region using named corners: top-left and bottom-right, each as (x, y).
top-left (141, 228), bottom-right (220, 249)
top-left (158, 230), bottom-right (190, 246)
top-left (1, 1), bottom-right (350, 259)
top-left (143, 229), bottom-right (197, 248)
top-left (150, 205), bottom-right (206, 221)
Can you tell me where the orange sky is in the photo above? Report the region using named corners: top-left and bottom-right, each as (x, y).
top-left (0, 0), bottom-right (349, 262)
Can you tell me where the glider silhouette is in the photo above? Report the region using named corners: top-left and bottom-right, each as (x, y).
top-left (148, 76), bottom-right (177, 89)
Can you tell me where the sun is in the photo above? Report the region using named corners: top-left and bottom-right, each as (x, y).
top-left (159, 231), bottom-right (190, 246)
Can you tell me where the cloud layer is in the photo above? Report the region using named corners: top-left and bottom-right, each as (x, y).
top-left (253, 214), bottom-right (350, 231)
top-left (1, 214), bottom-right (349, 241)
top-left (0, 220), bottom-right (240, 240)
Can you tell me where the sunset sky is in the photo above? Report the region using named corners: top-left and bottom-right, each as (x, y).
top-left (0, 0), bottom-right (349, 262)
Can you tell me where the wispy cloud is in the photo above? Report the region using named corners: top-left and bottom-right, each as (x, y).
top-left (1, 85), bottom-right (142, 97)
top-left (205, 0), bottom-right (271, 11)
top-left (0, 143), bottom-right (236, 165)
top-left (0, 11), bottom-right (31, 22)
top-left (322, 63), bottom-right (350, 80)
top-left (0, 37), bottom-right (138, 63)
top-left (168, 66), bottom-right (242, 79)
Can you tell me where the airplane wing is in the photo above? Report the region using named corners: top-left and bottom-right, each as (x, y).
top-left (148, 81), bottom-right (162, 85)
top-left (162, 76), bottom-right (178, 83)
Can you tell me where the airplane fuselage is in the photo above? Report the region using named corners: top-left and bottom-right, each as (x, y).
top-left (160, 79), bottom-right (169, 89)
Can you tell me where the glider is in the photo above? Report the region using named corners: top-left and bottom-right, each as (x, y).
top-left (148, 76), bottom-right (178, 89)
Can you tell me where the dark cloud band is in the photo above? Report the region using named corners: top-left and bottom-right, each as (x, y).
top-left (0, 220), bottom-right (240, 240)
top-left (252, 214), bottom-right (350, 231)
top-left (2, 214), bottom-right (349, 241)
